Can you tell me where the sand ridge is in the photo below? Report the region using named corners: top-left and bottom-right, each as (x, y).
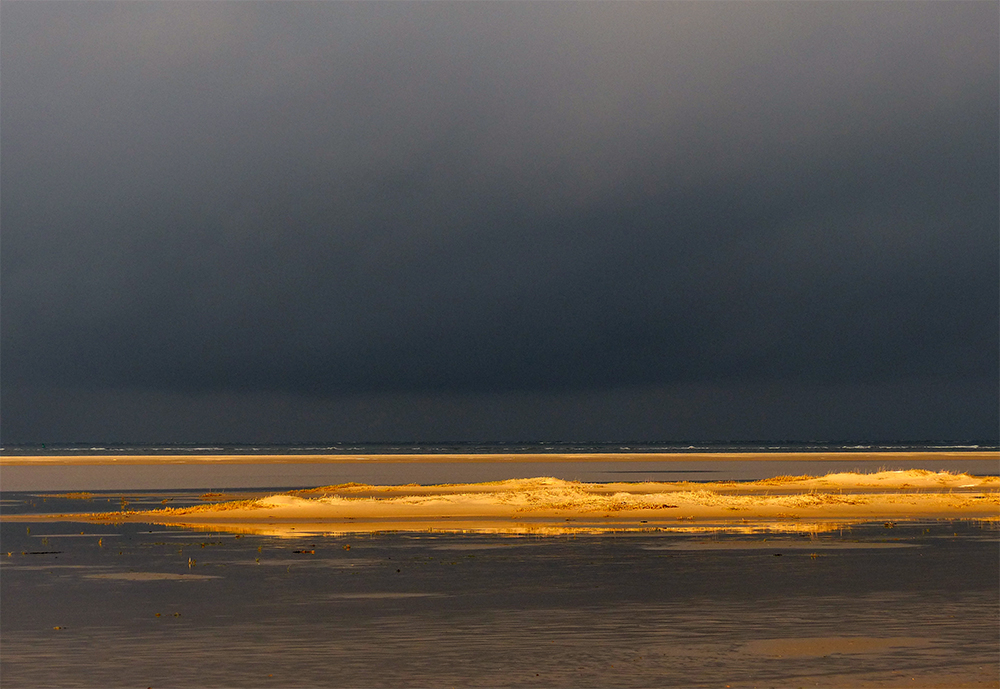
top-left (27, 470), bottom-right (998, 536)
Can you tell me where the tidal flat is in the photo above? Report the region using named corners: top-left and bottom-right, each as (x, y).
top-left (1, 514), bottom-right (997, 687)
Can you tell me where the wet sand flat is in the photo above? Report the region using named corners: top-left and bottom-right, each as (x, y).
top-left (1, 516), bottom-right (996, 688)
top-left (4, 451), bottom-right (996, 493)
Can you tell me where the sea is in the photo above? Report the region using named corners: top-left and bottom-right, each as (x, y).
top-left (1, 442), bottom-right (998, 687)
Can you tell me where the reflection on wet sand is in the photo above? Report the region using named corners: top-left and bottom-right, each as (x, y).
top-left (742, 635), bottom-right (932, 657)
top-left (1, 511), bottom-right (997, 688)
top-left (119, 518), bottom-right (964, 539)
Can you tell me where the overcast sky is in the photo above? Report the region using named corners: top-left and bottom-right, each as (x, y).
top-left (2, 1), bottom-right (997, 444)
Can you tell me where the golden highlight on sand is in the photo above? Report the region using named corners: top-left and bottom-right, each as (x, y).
top-left (38, 470), bottom-right (999, 536)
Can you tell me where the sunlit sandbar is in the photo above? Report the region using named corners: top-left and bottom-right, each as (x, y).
top-left (32, 470), bottom-right (1000, 537)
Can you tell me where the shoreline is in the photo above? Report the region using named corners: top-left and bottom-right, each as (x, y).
top-left (1, 450), bottom-right (997, 466)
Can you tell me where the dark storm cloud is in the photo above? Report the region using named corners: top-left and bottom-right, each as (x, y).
top-left (2, 2), bottom-right (997, 441)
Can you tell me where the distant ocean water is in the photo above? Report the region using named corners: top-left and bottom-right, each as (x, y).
top-left (2, 440), bottom-right (996, 456)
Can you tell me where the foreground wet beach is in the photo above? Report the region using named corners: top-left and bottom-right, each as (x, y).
top-left (1, 514), bottom-right (998, 688)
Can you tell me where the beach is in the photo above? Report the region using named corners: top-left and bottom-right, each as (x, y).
top-left (1, 515), bottom-right (996, 688)
top-left (2, 450), bottom-right (997, 493)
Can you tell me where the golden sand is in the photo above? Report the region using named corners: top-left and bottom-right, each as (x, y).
top-left (24, 470), bottom-right (999, 537)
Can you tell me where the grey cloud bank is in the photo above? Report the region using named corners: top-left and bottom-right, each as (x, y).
top-left (2, 2), bottom-right (997, 443)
